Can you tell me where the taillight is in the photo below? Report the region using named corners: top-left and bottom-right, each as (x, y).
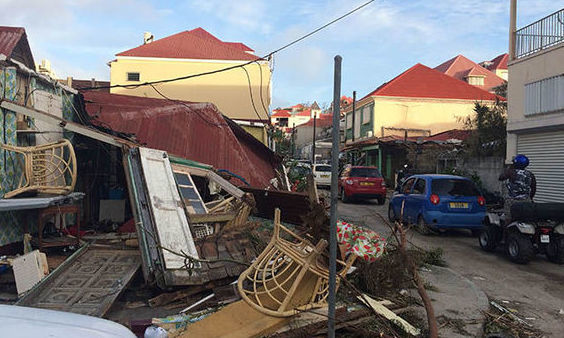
top-left (477, 196), bottom-right (486, 207)
top-left (430, 194), bottom-right (440, 205)
top-left (381, 181), bottom-right (386, 187)
top-left (540, 228), bottom-right (552, 234)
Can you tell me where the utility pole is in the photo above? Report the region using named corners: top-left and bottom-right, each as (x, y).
top-left (291, 122), bottom-right (296, 158)
top-left (509, 0), bottom-right (517, 60)
top-left (351, 91), bottom-right (356, 142)
top-left (328, 55), bottom-right (341, 338)
top-left (312, 112), bottom-right (317, 164)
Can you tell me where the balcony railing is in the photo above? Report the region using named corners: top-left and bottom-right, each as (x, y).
top-left (515, 8), bottom-right (564, 59)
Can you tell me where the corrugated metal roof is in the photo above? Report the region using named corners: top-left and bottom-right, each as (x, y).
top-left (82, 91), bottom-right (279, 188)
top-left (0, 26), bottom-right (24, 57)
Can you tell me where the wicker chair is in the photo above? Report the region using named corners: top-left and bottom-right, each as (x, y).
top-left (1, 139), bottom-right (77, 198)
top-left (237, 208), bottom-right (356, 317)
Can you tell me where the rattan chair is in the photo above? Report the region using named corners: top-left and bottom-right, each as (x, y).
top-left (237, 208), bottom-right (356, 317)
top-left (1, 139), bottom-right (77, 198)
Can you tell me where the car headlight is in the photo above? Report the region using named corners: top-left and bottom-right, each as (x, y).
top-left (554, 224), bottom-right (564, 235)
top-left (516, 222), bottom-right (535, 235)
top-left (345, 180), bottom-right (353, 185)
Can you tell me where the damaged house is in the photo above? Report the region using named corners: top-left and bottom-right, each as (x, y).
top-left (0, 26), bottom-right (289, 317)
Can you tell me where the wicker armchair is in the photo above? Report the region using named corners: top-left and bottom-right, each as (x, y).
top-left (1, 139), bottom-right (77, 198)
top-left (237, 208), bottom-right (356, 317)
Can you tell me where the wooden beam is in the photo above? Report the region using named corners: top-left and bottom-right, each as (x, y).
top-left (0, 100), bottom-right (127, 147)
top-left (188, 212), bottom-right (237, 224)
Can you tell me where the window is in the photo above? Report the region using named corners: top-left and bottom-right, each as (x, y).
top-left (402, 178), bottom-right (416, 194)
top-left (466, 75), bottom-right (485, 86)
top-left (314, 165), bottom-right (331, 172)
top-left (431, 179), bottom-right (479, 197)
top-left (413, 179), bottom-right (426, 194)
top-left (350, 167), bottom-right (382, 178)
top-left (127, 72), bottom-right (140, 81)
top-left (173, 171), bottom-right (207, 214)
top-left (362, 105), bottom-right (371, 124)
top-left (525, 74), bottom-right (564, 116)
top-left (346, 113), bottom-right (352, 129)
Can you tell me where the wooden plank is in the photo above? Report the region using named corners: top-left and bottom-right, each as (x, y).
top-left (180, 300), bottom-right (290, 338)
top-left (206, 171), bottom-right (245, 199)
top-left (139, 148), bottom-right (199, 269)
top-left (358, 294), bottom-right (421, 336)
top-left (188, 212), bottom-right (237, 224)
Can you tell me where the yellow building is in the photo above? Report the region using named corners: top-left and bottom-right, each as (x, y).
top-left (109, 28), bottom-right (272, 128)
top-left (342, 63), bottom-right (500, 177)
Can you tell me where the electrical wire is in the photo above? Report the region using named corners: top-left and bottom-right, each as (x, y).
top-left (241, 65), bottom-right (267, 123)
top-left (80, 0), bottom-right (375, 91)
top-left (254, 61), bottom-right (270, 119)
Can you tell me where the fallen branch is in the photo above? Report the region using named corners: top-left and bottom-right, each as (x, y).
top-left (357, 293), bottom-right (421, 336)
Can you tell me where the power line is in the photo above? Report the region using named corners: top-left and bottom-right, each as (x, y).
top-left (81, 0), bottom-right (375, 91)
top-left (241, 65), bottom-right (268, 123)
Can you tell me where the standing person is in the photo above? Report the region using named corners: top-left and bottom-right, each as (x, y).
top-left (499, 154), bottom-right (536, 224)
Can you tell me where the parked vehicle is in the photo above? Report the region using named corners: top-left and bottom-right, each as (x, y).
top-left (313, 164), bottom-right (331, 188)
top-left (0, 304), bottom-right (135, 337)
top-left (339, 166), bottom-right (386, 205)
top-left (388, 174), bottom-right (486, 234)
top-left (479, 202), bottom-right (564, 264)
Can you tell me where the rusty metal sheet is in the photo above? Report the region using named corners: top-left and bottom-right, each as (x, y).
top-left (17, 246), bottom-right (140, 317)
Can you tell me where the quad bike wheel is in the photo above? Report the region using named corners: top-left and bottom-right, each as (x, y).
top-left (506, 232), bottom-right (534, 264)
top-left (546, 236), bottom-right (564, 264)
top-left (479, 226), bottom-right (500, 252)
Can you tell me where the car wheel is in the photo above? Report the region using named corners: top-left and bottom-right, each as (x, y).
top-left (341, 188), bottom-right (349, 204)
top-left (479, 226), bottom-right (499, 252)
top-left (377, 196), bottom-right (385, 205)
top-left (546, 236), bottom-right (564, 264)
top-left (388, 204), bottom-right (396, 222)
top-left (505, 232), bottom-right (534, 264)
top-left (417, 215), bottom-right (431, 236)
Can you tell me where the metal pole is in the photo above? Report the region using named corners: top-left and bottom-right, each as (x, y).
top-left (291, 122), bottom-right (296, 158)
top-left (509, 0), bottom-right (517, 60)
top-left (351, 91), bottom-right (356, 142)
top-left (328, 55), bottom-right (341, 338)
top-left (312, 113), bottom-right (317, 164)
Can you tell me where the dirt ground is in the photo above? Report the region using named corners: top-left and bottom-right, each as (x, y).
top-left (336, 195), bottom-right (564, 336)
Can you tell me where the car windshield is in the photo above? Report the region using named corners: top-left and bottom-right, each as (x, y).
top-left (315, 165), bottom-right (331, 172)
top-left (431, 179), bottom-right (479, 196)
top-left (350, 168), bottom-right (382, 178)
top-left (291, 165), bottom-right (311, 176)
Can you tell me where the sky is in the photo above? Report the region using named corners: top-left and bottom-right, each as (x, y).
top-left (1, 0), bottom-right (562, 109)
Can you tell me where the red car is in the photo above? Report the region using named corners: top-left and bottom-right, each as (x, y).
top-left (339, 166), bottom-right (387, 204)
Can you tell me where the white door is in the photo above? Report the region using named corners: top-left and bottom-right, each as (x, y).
top-left (139, 148), bottom-right (199, 269)
top-left (517, 130), bottom-right (564, 203)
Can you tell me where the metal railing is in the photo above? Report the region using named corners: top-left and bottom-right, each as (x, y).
top-left (515, 8), bottom-right (564, 59)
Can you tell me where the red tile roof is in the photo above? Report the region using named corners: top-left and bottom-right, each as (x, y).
top-left (116, 27), bottom-right (259, 61)
top-left (300, 114), bottom-right (333, 127)
top-left (271, 109), bottom-right (291, 118)
top-left (296, 108), bottom-right (312, 117)
top-left (434, 55), bottom-right (505, 91)
top-left (426, 129), bottom-right (472, 142)
top-left (363, 63), bottom-right (501, 101)
top-left (82, 91), bottom-right (279, 188)
top-left (484, 53), bottom-right (508, 71)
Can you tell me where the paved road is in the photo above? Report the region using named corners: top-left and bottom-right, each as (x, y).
top-left (336, 197), bottom-right (564, 336)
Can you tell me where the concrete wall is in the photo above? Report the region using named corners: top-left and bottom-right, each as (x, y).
top-left (372, 96), bottom-right (494, 136)
top-left (110, 57), bottom-right (271, 121)
top-left (506, 44), bottom-right (564, 162)
top-left (463, 156), bottom-right (505, 193)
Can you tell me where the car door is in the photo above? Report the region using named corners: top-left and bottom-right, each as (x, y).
top-left (406, 178), bottom-right (427, 222)
top-left (394, 177), bottom-right (416, 222)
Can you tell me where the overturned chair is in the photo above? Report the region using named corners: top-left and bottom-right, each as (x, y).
top-left (237, 208), bottom-right (357, 317)
top-left (1, 139), bottom-right (77, 198)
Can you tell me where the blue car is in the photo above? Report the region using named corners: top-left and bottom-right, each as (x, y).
top-left (388, 174), bottom-right (486, 234)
